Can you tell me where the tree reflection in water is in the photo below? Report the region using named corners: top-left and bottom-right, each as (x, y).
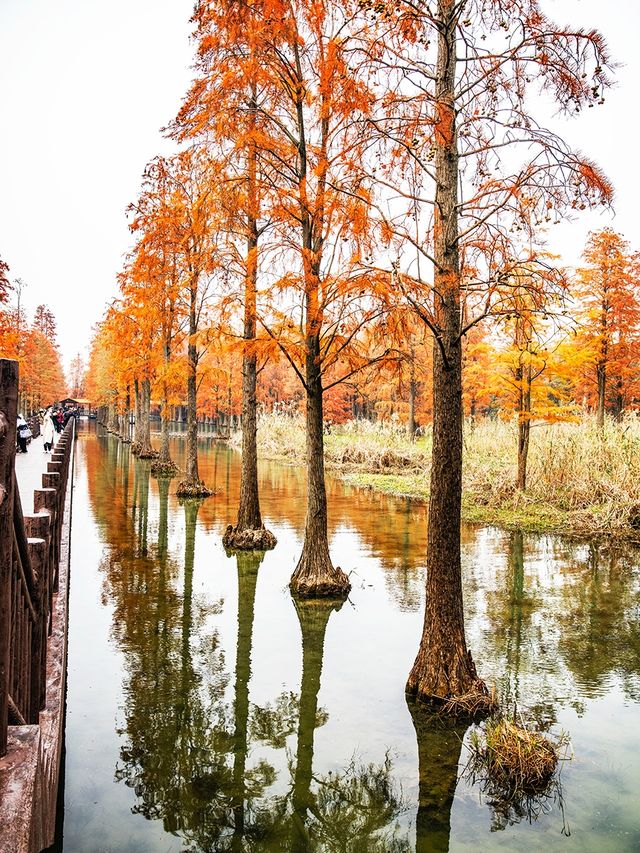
top-left (558, 541), bottom-right (640, 702)
top-left (252, 598), bottom-right (409, 853)
top-left (88, 431), bottom-right (640, 850)
top-left (110, 488), bottom-right (408, 851)
top-left (407, 701), bottom-right (468, 853)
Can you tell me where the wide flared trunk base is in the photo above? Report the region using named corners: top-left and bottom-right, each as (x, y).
top-left (151, 459), bottom-right (179, 477)
top-left (175, 480), bottom-right (213, 499)
top-left (222, 525), bottom-right (277, 552)
top-left (406, 648), bottom-right (495, 717)
top-left (131, 441), bottom-right (159, 459)
top-left (290, 555), bottom-right (351, 599)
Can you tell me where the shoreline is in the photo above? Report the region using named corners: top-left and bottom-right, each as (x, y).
top-left (251, 442), bottom-right (640, 544)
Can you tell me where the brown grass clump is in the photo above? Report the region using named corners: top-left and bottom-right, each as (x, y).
top-left (441, 687), bottom-right (499, 718)
top-left (466, 716), bottom-right (567, 798)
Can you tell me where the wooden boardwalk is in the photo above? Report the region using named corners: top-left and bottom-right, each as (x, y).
top-left (0, 360), bottom-right (75, 853)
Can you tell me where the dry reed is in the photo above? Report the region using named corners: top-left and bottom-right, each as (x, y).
top-left (240, 412), bottom-right (640, 537)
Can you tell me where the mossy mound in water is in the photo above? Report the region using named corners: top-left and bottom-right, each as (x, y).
top-left (222, 525), bottom-right (277, 552)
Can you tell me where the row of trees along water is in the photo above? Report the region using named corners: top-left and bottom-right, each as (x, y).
top-left (86, 0), bottom-right (622, 710)
top-left (0, 268), bottom-right (70, 411)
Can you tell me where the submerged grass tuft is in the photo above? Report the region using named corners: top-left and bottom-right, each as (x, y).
top-left (465, 714), bottom-right (570, 799)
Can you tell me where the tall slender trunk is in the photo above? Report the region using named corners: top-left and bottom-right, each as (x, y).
top-left (289, 338), bottom-right (349, 597)
top-left (408, 366), bottom-right (417, 440)
top-left (152, 338), bottom-right (177, 474)
top-left (596, 360), bottom-right (606, 428)
top-left (233, 90), bottom-right (272, 543)
top-left (407, 0), bottom-right (487, 705)
top-left (177, 275), bottom-right (210, 497)
top-left (288, 43), bottom-right (347, 596)
top-left (187, 281), bottom-right (199, 485)
top-left (135, 378), bottom-right (156, 458)
top-left (613, 377), bottom-right (624, 422)
top-left (133, 379), bottom-right (141, 446)
top-left (108, 402), bottom-right (118, 433)
top-left (516, 363), bottom-right (531, 491)
top-left (596, 293), bottom-right (608, 429)
top-left (160, 395), bottom-right (171, 463)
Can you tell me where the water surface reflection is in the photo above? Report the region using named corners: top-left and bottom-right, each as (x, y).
top-left (57, 425), bottom-right (640, 851)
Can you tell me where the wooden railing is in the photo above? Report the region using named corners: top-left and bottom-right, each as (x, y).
top-left (0, 359), bottom-right (74, 756)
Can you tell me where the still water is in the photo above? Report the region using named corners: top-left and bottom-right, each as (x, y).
top-left (52, 423), bottom-right (640, 851)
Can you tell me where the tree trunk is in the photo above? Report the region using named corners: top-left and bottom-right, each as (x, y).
top-left (159, 401), bottom-right (171, 463)
top-left (185, 350), bottom-right (200, 483)
top-left (516, 363), bottom-right (531, 491)
top-left (107, 403), bottom-right (118, 434)
top-left (406, 0), bottom-right (488, 708)
top-left (596, 360), bottom-right (606, 429)
top-left (133, 379), bottom-right (141, 448)
top-left (596, 297), bottom-right (608, 429)
top-left (613, 377), bottom-right (624, 422)
top-left (153, 335), bottom-right (177, 473)
top-left (177, 277), bottom-right (211, 498)
top-left (238, 358), bottom-right (260, 529)
top-left (151, 377), bottom-right (178, 476)
top-left (225, 115), bottom-right (275, 550)
top-left (118, 412), bottom-right (127, 441)
top-left (408, 374), bottom-right (417, 440)
top-left (289, 340), bottom-right (350, 598)
top-left (135, 378), bottom-right (157, 458)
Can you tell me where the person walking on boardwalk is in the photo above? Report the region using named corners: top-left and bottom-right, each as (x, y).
top-left (16, 414), bottom-right (31, 453)
top-left (42, 407), bottom-right (55, 453)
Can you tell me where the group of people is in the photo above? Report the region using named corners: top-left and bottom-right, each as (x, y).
top-left (16, 404), bottom-right (78, 454)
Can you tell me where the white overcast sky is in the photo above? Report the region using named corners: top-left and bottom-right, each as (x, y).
top-left (0, 0), bottom-right (636, 369)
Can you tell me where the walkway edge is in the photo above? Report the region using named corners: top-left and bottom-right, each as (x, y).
top-left (0, 430), bottom-right (74, 852)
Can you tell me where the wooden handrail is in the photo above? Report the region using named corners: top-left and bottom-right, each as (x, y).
top-left (0, 358), bottom-right (76, 755)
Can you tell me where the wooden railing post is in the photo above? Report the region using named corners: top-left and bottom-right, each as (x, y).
top-left (26, 538), bottom-right (46, 721)
top-left (25, 513), bottom-right (52, 646)
top-left (0, 359), bottom-right (18, 757)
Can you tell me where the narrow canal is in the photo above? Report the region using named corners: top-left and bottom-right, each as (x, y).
top-left (51, 422), bottom-right (640, 851)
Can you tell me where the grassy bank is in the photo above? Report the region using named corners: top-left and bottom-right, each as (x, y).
top-left (232, 413), bottom-right (640, 540)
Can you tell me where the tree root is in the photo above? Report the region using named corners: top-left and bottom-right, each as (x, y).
top-left (175, 480), bottom-right (213, 499)
top-left (151, 459), bottom-right (179, 477)
top-left (222, 525), bottom-right (277, 552)
top-left (131, 442), bottom-right (159, 459)
top-left (407, 680), bottom-right (498, 719)
top-left (289, 565), bottom-right (351, 599)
